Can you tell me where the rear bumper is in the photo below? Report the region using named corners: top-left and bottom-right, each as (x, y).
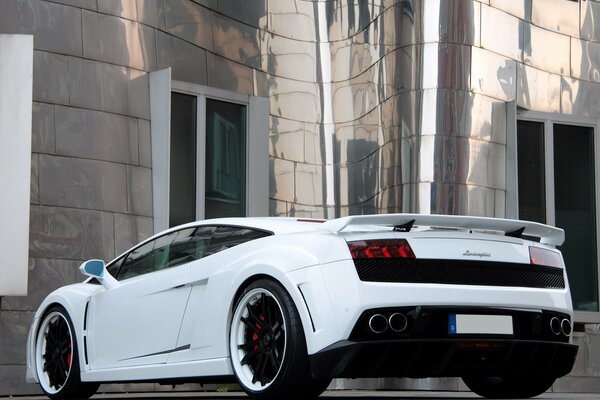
top-left (309, 338), bottom-right (578, 379)
top-left (309, 306), bottom-right (578, 380)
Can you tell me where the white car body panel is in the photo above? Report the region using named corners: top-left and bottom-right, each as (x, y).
top-left (26, 214), bottom-right (576, 389)
top-left (87, 264), bottom-right (192, 369)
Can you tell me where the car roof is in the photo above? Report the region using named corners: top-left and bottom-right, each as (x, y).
top-left (172, 217), bottom-right (330, 235)
top-left (148, 214), bottom-right (564, 245)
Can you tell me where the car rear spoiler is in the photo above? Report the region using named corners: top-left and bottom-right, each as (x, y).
top-left (322, 214), bottom-right (565, 246)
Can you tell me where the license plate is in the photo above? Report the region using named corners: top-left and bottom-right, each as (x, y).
top-left (449, 314), bottom-right (513, 335)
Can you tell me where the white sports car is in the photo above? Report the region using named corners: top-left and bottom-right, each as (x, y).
top-left (26, 214), bottom-right (578, 399)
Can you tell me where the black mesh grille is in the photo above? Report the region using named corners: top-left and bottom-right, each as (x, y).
top-left (354, 258), bottom-right (565, 289)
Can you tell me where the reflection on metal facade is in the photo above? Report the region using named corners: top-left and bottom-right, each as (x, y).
top-left (2, 0), bottom-right (600, 395)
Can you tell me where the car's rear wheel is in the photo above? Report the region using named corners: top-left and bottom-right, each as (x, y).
top-left (230, 279), bottom-right (330, 399)
top-left (35, 305), bottom-right (99, 400)
top-left (462, 375), bottom-right (556, 398)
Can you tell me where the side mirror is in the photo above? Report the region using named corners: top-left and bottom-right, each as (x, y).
top-left (79, 259), bottom-right (119, 290)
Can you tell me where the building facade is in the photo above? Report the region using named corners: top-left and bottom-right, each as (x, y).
top-left (1, 0), bottom-right (600, 395)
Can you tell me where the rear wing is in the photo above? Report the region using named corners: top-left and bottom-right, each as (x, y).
top-left (322, 214), bottom-right (565, 246)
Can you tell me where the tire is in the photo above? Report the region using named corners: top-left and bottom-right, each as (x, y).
top-left (462, 375), bottom-right (556, 398)
top-left (35, 305), bottom-right (99, 400)
top-left (229, 279), bottom-right (330, 399)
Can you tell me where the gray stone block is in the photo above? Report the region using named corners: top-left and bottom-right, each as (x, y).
top-left (156, 30), bottom-right (208, 85)
top-left (48, 0), bottom-right (97, 11)
top-left (114, 213), bottom-right (153, 255)
top-left (39, 154), bottom-right (128, 213)
top-left (216, 0), bottom-right (266, 29)
top-left (1, 258), bottom-right (82, 312)
top-left (138, 118), bottom-right (152, 167)
top-left (82, 10), bottom-right (157, 71)
top-left (34, 1), bottom-right (83, 56)
top-left (55, 106), bottom-right (139, 164)
top-left (165, 0), bottom-right (213, 50)
top-left (69, 57), bottom-right (150, 119)
top-left (33, 51), bottom-right (69, 104)
top-left (0, 311), bottom-right (35, 364)
top-left (207, 53), bottom-right (253, 95)
top-left (553, 375), bottom-right (600, 393)
top-left (29, 205), bottom-right (115, 261)
top-left (127, 166), bottom-right (153, 217)
top-left (0, 364), bottom-right (41, 396)
top-left (97, 0), bottom-right (165, 29)
top-left (31, 102), bottom-right (55, 154)
top-left (570, 331), bottom-right (600, 377)
top-left (0, 0), bottom-right (82, 56)
top-left (212, 12), bottom-right (261, 69)
top-left (31, 154), bottom-right (39, 204)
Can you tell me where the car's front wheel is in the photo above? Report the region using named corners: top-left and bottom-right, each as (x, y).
top-left (230, 279), bottom-right (330, 399)
top-left (35, 305), bottom-right (99, 400)
top-left (462, 375), bottom-right (556, 398)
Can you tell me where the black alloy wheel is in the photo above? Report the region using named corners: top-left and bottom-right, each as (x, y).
top-left (35, 305), bottom-right (99, 399)
top-left (230, 279), bottom-right (330, 399)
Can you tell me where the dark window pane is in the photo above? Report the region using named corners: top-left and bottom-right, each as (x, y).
top-left (554, 124), bottom-right (598, 312)
top-left (167, 228), bottom-right (201, 268)
top-left (118, 228), bottom-right (196, 280)
top-left (170, 93), bottom-right (197, 227)
top-left (205, 99), bottom-right (246, 218)
top-left (168, 227), bottom-right (214, 267)
top-left (118, 239), bottom-right (160, 280)
top-left (205, 226), bottom-right (270, 257)
top-left (517, 120), bottom-right (546, 223)
top-left (106, 254), bottom-right (126, 278)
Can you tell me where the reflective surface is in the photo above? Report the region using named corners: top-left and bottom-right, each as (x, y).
top-left (13, 0), bottom-right (600, 224)
top-left (7, 0), bottom-right (600, 393)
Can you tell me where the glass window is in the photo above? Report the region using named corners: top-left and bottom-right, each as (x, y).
top-left (517, 120), bottom-right (546, 223)
top-left (117, 228), bottom-right (196, 280)
top-left (205, 99), bottom-right (246, 218)
top-left (204, 226), bottom-right (271, 257)
top-left (554, 124), bottom-right (598, 312)
top-left (106, 254), bottom-right (126, 278)
top-left (517, 119), bottom-right (599, 313)
top-left (168, 226), bottom-right (215, 268)
top-left (170, 93), bottom-right (197, 228)
top-left (169, 93), bottom-right (248, 226)
top-left (150, 76), bottom-right (269, 232)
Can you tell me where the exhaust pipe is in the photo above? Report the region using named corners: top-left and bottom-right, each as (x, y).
top-left (550, 317), bottom-right (562, 335)
top-left (561, 319), bottom-right (572, 337)
top-left (368, 314), bottom-right (388, 333)
top-left (389, 313), bottom-right (408, 333)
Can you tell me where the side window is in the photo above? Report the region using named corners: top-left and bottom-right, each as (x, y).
top-left (204, 226), bottom-right (271, 257)
top-left (168, 226), bottom-right (214, 268)
top-left (106, 254), bottom-right (126, 278)
top-left (117, 228), bottom-right (196, 280)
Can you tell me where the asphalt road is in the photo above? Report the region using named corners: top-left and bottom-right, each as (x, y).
top-left (3, 392), bottom-right (600, 400)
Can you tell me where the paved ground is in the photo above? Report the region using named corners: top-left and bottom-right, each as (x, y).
top-left (3, 392), bottom-right (600, 400)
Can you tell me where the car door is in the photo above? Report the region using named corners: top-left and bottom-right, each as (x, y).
top-left (168, 225), bottom-right (272, 363)
top-left (87, 227), bottom-right (200, 370)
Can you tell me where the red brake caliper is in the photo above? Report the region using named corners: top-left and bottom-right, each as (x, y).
top-left (253, 315), bottom-right (266, 351)
top-left (66, 343), bottom-right (72, 368)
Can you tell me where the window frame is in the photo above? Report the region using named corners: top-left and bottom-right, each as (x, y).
top-left (109, 228), bottom-right (196, 281)
top-left (149, 69), bottom-right (269, 233)
top-left (107, 223), bottom-right (273, 281)
top-left (172, 81), bottom-right (251, 223)
top-left (512, 109), bottom-right (600, 323)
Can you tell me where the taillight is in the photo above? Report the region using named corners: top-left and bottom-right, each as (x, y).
top-left (348, 239), bottom-right (415, 259)
top-left (529, 246), bottom-right (563, 268)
